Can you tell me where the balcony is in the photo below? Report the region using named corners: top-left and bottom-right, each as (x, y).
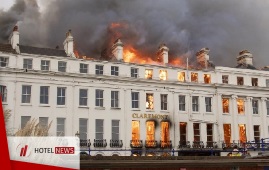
top-left (160, 140), bottom-right (172, 148)
top-left (130, 140), bottom-right (143, 148)
top-left (192, 141), bottom-right (204, 148)
top-left (110, 140), bottom-right (123, 148)
top-left (178, 141), bottom-right (191, 148)
top-left (80, 139), bottom-right (91, 147)
top-left (222, 140), bottom-right (245, 149)
top-left (206, 141), bottom-right (218, 148)
top-left (145, 140), bottom-right (158, 148)
top-left (93, 139), bottom-right (107, 147)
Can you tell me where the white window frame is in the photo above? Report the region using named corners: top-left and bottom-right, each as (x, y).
top-left (111, 91), bottom-right (119, 108)
top-left (161, 94), bottom-right (168, 111)
top-left (131, 92), bottom-right (139, 109)
top-left (80, 63), bottom-right (88, 73)
top-left (41, 60), bottom-right (50, 71)
top-left (252, 99), bottom-right (259, 114)
top-left (222, 75), bottom-right (229, 84)
top-left (0, 85), bottom-right (7, 102)
top-left (58, 61), bottom-right (66, 72)
top-left (205, 97), bottom-right (212, 112)
top-left (179, 95), bottom-right (185, 111)
top-left (23, 58), bottom-right (32, 69)
top-left (112, 120), bottom-right (120, 140)
top-left (79, 118), bottom-right (88, 140)
top-left (111, 66), bottom-right (119, 76)
top-left (192, 96), bottom-right (199, 112)
top-left (57, 87), bottom-right (66, 105)
top-left (40, 86), bottom-right (49, 104)
top-left (131, 67), bottom-right (138, 78)
top-left (95, 119), bottom-right (104, 140)
top-left (57, 118), bottom-right (65, 136)
top-left (95, 89), bottom-right (104, 107)
top-left (22, 85), bottom-right (31, 103)
top-left (79, 89), bottom-right (88, 106)
top-left (0, 57), bottom-right (8, 67)
top-left (95, 65), bottom-right (103, 75)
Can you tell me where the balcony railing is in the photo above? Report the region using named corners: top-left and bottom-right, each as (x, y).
top-left (206, 141), bottom-right (218, 148)
top-left (130, 140), bottom-right (143, 148)
top-left (110, 140), bottom-right (123, 148)
top-left (222, 140), bottom-right (244, 149)
top-left (80, 139), bottom-right (91, 147)
top-left (192, 141), bottom-right (204, 148)
top-left (178, 141), bottom-right (191, 148)
top-left (145, 140), bottom-right (158, 148)
top-left (160, 140), bottom-right (172, 148)
top-left (93, 139), bottom-right (107, 147)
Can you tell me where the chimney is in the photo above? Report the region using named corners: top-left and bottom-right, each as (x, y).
top-left (196, 48), bottom-right (210, 69)
top-left (63, 29), bottom-right (75, 57)
top-left (112, 39), bottom-right (124, 61)
top-left (237, 50), bottom-right (253, 66)
top-left (9, 25), bottom-right (19, 51)
top-left (157, 44), bottom-right (169, 65)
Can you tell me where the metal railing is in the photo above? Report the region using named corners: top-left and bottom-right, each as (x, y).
top-left (110, 140), bottom-right (123, 148)
top-left (80, 139), bottom-right (91, 147)
top-left (145, 140), bottom-right (158, 148)
top-left (192, 141), bottom-right (204, 148)
top-left (130, 140), bottom-right (143, 148)
top-left (178, 141), bottom-right (191, 148)
top-left (93, 139), bottom-right (107, 147)
top-left (160, 140), bottom-right (172, 148)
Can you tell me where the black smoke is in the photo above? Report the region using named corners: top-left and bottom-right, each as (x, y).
top-left (1, 0), bottom-right (269, 67)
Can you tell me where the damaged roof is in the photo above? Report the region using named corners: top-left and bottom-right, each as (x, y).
top-left (19, 45), bottom-right (68, 57)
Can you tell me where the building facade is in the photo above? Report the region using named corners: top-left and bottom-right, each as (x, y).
top-left (1, 27), bottom-right (269, 156)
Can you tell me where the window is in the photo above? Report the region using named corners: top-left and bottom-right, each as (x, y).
top-left (79, 89), bottom-right (88, 106)
top-left (205, 97), bottom-right (212, 112)
top-left (252, 99), bottom-right (258, 114)
top-left (131, 92), bottom-right (139, 109)
top-left (146, 93), bottom-right (154, 110)
top-left (40, 86), bottom-right (49, 104)
top-left (95, 65), bottom-right (103, 75)
top-left (111, 91), bottom-right (119, 108)
top-left (237, 77), bottom-right (244, 85)
top-left (145, 69), bottom-right (153, 79)
top-left (41, 60), bottom-right (50, 71)
top-left (251, 78), bottom-right (258, 86)
top-left (222, 98), bottom-right (229, 113)
top-left (223, 124), bottom-right (231, 145)
top-left (131, 67), bottom-right (138, 78)
top-left (266, 79), bottom-right (269, 87)
top-left (21, 85), bottom-right (31, 103)
top-left (161, 122), bottom-right (170, 145)
top-left (267, 100), bottom-right (269, 115)
top-left (58, 61), bottom-right (66, 72)
top-left (23, 59), bottom-right (32, 69)
top-left (179, 95), bottom-right (185, 111)
top-left (191, 72), bottom-right (198, 82)
top-left (132, 120), bottom-right (140, 141)
top-left (112, 120), bottom-right (120, 140)
top-left (0, 57), bottom-right (8, 67)
top-left (95, 119), bottom-right (104, 140)
top-left (253, 125), bottom-right (260, 142)
top-left (161, 94), bottom-right (168, 110)
top-left (80, 63), bottom-right (88, 73)
top-left (207, 124), bottom-right (213, 142)
top-left (79, 118), bottom-right (88, 140)
top-left (193, 123), bottom-right (200, 141)
top-left (39, 117), bottom-right (48, 129)
top-left (237, 98), bottom-right (244, 114)
top-left (21, 116), bottom-right (31, 129)
top-left (179, 122), bottom-right (187, 142)
top-left (111, 66), bottom-right (119, 76)
top-left (192, 96), bottom-right (199, 112)
top-left (57, 87), bottom-right (66, 105)
top-left (204, 74), bottom-right (211, 84)
top-left (178, 72), bottom-right (185, 82)
top-left (0, 85), bottom-right (7, 102)
top-left (238, 124), bottom-right (246, 143)
top-left (146, 121), bottom-right (155, 146)
top-left (159, 70), bottom-right (167, 80)
top-left (222, 75), bottom-right (229, 84)
top-left (95, 89), bottom-right (104, 107)
top-left (57, 118), bottom-right (65, 136)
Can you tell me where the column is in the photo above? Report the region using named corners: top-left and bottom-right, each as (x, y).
top-left (261, 98), bottom-right (267, 138)
top-left (231, 95), bottom-right (238, 142)
top-left (215, 93), bottom-right (223, 143)
top-left (246, 97), bottom-right (253, 141)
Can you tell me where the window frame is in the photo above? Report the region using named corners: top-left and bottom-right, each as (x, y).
top-left (21, 85), bottom-right (31, 103)
top-left (95, 119), bottom-right (104, 140)
top-left (179, 95), bottom-right (186, 111)
top-left (0, 85), bottom-right (7, 102)
top-left (192, 96), bottom-right (199, 112)
top-left (0, 57), bottom-right (9, 67)
top-left (58, 61), bottom-right (67, 72)
top-left (205, 97), bottom-right (212, 112)
top-left (79, 89), bottom-right (88, 106)
top-left (222, 75), bottom-right (229, 84)
top-left (80, 63), bottom-right (88, 73)
top-left (160, 94), bottom-right (168, 111)
top-left (111, 66), bottom-right (119, 76)
top-left (95, 89), bottom-right (104, 107)
top-left (57, 87), bottom-right (66, 105)
top-left (131, 67), bottom-right (138, 78)
top-left (111, 91), bottom-right (119, 108)
top-left (23, 58), bottom-right (33, 69)
top-left (57, 118), bottom-right (65, 136)
top-left (79, 118), bottom-right (88, 140)
top-left (252, 99), bottom-right (259, 114)
top-left (41, 60), bottom-right (50, 71)
top-left (131, 92), bottom-right (139, 109)
top-left (40, 86), bottom-right (49, 104)
top-left (95, 65), bottom-right (104, 75)
top-left (112, 120), bottom-right (120, 140)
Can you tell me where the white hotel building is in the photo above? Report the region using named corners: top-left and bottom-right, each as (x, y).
top-left (1, 26), bottom-right (269, 156)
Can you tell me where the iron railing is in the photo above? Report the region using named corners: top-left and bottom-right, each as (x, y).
top-left (80, 139), bottom-right (91, 147)
top-left (130, 140), bottom-right (143, 148)
top-left (145, 140), bottom-right (158, 148)
top-left (110, 140), bottom-right (123, 148)
top-left (93, 139), bottom-right (107, 147)
top-left (178, 141), bottom-right (191, 148)
top-left (160, 140), bottom-right (172, 148)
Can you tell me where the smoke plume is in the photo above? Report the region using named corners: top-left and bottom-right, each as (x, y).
top-left (1, 0), bottom-right (269, 67)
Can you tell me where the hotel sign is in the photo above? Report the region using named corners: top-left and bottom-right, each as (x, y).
top-left (132, 113), bottom-right (168, 119)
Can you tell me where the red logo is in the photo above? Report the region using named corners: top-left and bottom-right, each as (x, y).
top-left (55, 147), bottom-right (75, 154)
top-left (20, 145), bottom-right (28, 157)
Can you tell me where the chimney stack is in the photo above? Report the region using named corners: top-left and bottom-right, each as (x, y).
top-left (196, 48), bottom-right (210, 69)
top-left (157, 44), bottom-right (169, 65)
top-left (63, 29), bottom-right (75, 57)
top-left (237, 50), bottom-right (253, 66)
top-left (9, 25), bottom-right (19, 51)
top-left (112, 39), bottom-right (124, 61)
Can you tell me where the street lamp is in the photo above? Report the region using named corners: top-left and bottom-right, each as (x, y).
top-left (75, 131), bottom-right (80, 138)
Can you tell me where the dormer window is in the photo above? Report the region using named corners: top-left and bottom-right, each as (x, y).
top-left (178, 72), bottom-right (185, 82)
top-left (251, 78), bottom-right (258, 86)
top-left (204, 74), bottom-right (211, 84)
top-left (159, 70), bottom-right (167, 80)
top-left (222, 75), bottom-right (229, 84)
top-left (145, 69), bottom-right (153, 79)
top-left (191, 72), bottom-right (198, 82)
top-left (237, 77), bottom-right (244, 85)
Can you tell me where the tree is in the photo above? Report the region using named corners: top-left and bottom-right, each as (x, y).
top-left (15, 119), bottom-right (52, 136)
